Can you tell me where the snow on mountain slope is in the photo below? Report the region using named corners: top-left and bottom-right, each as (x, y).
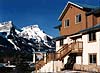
top-left (0, 21), bottom-right (55, 52)
top-left (0, 21), bottom-right (12, 36)
top-left (19, 25), bottom-right (53, 43)
top-left (8, 39), bottom-right (20, 50)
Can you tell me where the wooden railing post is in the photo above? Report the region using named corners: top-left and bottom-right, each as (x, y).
top-left (35, 63), bottom-right (37, 73)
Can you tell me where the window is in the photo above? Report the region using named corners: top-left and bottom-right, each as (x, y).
top-left (60, 39), bottom-right (63, 46)
top-left (89, 54), bottom-right (97, 64)
top-left (89, 32), bottom-right (96, 41)
top-left (65, 19), bottom-right (69, 27)
top-left (76, 14), bottom-right (81, 23)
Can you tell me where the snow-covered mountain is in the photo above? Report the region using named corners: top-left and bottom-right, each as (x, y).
top-left (0, 21), bottom-right (12, 36)
top-left (19, 25), bottom-right (53, 48)
top-left (0, 21), bottom-right (55, 57)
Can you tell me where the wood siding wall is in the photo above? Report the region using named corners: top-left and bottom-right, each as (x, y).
top-left (87, 14), bottom-right (97, 28)
top-left (60, 5), bottom-right (87, 36)
top-left (60, 4), bottom-right (100, 36)
top-left (97, 17), bottom-right (100, 24)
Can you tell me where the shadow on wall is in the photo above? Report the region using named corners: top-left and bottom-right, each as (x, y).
top-left (62, 54), bottom-right (76, 70)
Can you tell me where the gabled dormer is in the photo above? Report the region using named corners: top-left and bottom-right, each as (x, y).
top-left (56, 1), bottom-right (100, 36)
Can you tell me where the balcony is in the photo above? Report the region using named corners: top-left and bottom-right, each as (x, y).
top-left (71, 41), bottom-right (83, 53)
top-left (56, 41), bottom-right (83, 60)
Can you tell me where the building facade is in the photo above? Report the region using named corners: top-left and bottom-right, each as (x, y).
top-left (55, 1), bottom-right (100, 72)
top-left (35, 1), bottom-right (100, 72)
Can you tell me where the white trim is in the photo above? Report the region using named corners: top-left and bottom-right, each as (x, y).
top-left (75, 13), bottom-right (82, 24)
top-left (58, 1), bottom-right (83, 20)
top-left (64, 18), bottom-right (70, 28)
top-left (69, 33), bottom-right (82, 38)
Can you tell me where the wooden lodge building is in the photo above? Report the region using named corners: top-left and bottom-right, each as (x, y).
top-left (35, 1), bottom-right (100, 72)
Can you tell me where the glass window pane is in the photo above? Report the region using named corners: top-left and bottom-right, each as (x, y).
top-left (65, 19), bottom-right (69, 27)
top-left (79, 14), bottom-right (81, 22)
top-left (89, 55), bottom-right (92, 63)
top-left (89, 54), bottom-right (96, 64)
top-left (89, 32), bottom-right (96, 41)
top-left (93, 55), bottom-right (96, 63)
top-left (76, 14), bottom-right (81, 23)
top-left (60, 39), bottom-right (63, 46)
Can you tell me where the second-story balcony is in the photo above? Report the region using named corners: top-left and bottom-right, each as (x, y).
top-left (70, 41), bottom-right (83, 53)
top-left (56, 41), bottom-right (83, 60)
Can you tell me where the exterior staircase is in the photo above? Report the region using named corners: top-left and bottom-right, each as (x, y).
top-left (35, 41), bottom-right (83, 71)
top-left (56, 41), bottom-right (83, 60)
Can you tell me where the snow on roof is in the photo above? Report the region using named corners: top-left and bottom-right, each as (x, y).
top-left (58, 1), bottom-right (100, 21)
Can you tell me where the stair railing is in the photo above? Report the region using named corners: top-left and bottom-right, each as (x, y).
top-left (35, 41), bottom-right (83, 70)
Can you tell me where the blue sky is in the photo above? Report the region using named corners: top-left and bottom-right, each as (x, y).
top-left (0, 0), bottom-right (100, 37)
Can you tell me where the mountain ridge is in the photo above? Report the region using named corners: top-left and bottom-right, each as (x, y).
top-left (0, 21), bottom-right (55, 61)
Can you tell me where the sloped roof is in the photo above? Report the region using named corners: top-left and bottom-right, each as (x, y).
top-left (86, 8), bottom-right (100, 15)
top-left (58, 1), bottom-right (100, 21)
top-left (74, 2), bottom-right (99, 9)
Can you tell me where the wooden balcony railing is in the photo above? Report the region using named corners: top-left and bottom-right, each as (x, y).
top-left (35, 41), bottom-right (83, 70)
top-left (56, 41), bottom-right (83, 60)
top-left (71, 41), bottom-right (83, 53)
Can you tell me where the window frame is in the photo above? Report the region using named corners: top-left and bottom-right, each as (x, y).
top-left (64, 19), bottom-right (70, 27)
top-left (75, 14), bottom-right (81, 24)
top-left (88, 53), bottom-right (97, 64)
top-left (60, 39), bottom-right (63, 46)
top-left (88, 32), bottom-right (96, 42)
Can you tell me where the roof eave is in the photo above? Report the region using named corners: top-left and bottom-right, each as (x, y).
top-left (53, 35), bottom-right (67, 41)
top-left (54, 24), bottom-right (61, 29)
top-left (58, 1), bottom-right (83, 21)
